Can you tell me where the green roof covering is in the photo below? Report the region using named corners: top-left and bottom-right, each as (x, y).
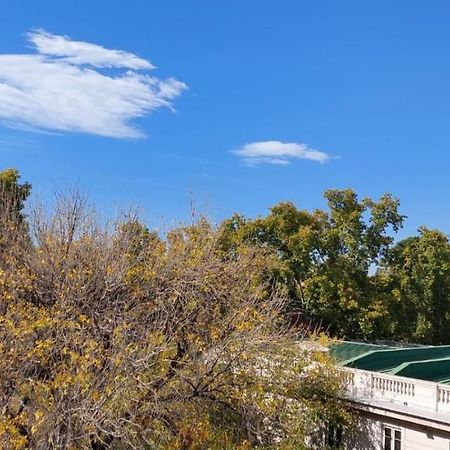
top-left (329, 341), bottom-right (394, 365)
top-left (330, 341), bottom-right (450, 385)
top-left (345, 346), bottom-right (450, 372)
top-left (390, 357), bottom-right (450, 383)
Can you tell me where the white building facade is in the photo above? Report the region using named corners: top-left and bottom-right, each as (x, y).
top-left (342, 367), bottom-right (450, 449)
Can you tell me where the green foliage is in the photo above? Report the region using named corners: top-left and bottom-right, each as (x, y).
top-left (219, 189), bottom-right (450, 345)
top-left (380, 227), bottom-right (450, 344)
top-left (0, 168), bottom-right (31, 221)
top-left (219, 189), bottom-right (405, 339)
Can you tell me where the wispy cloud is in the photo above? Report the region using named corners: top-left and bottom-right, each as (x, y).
top-left (0, 29), bottom-right (186, 138)
top-left (232, 140), bottom-right (330, 166)
top-left (28, 30), bottom-right (154, 69)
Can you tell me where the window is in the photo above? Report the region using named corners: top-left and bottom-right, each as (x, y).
top-left (384, 426), bottom-right (402, 450)
top-left (327, 424), bottom-right (343, 449)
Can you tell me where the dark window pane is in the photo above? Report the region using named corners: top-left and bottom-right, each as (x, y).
top-left (327, 425), bottom-right (343, 448)
top-left (327, 426), bottom-right (334, 446)
top-left (384, 437), bottom-right (392, 450)
top-left (394, 430), bottom-right (401, 440)
top-left (394, 440), bottom-right (401, 450)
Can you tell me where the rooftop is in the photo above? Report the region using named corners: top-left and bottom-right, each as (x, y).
top-left (330, 341), bottom-right (450, 384)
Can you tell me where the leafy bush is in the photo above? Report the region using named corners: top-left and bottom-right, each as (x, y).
top-left (0, 176), bottom-right (350, 449)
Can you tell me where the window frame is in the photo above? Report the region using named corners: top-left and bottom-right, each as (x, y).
top-left (383, 425), bottom-right (402, 450)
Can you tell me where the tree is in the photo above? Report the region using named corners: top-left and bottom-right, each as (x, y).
top-left (0, 188), bottom-right (351, 449)
top-left (219, 189), bottom-right (405, 339)
top-left (0, 168), bottom-right (31, 221)
top-left (380, 227), bottom-right (450, 344)
top-left (0, 169), bottom-right (32, 255)
top-left (303, 189), bottom-right (404, 338)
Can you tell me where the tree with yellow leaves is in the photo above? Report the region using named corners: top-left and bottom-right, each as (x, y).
top-left (0, 170), bottom-right (351, 449)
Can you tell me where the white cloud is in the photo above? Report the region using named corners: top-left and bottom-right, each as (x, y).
top-left (27, 29), bottom-right (154, 69)
top-left (233, 140), bottom-right (330, 166)
top-left (0, 30), bottom-right (186, 138)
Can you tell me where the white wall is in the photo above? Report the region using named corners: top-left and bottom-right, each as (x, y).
top-left (345, 412), bottom-right (450, 450)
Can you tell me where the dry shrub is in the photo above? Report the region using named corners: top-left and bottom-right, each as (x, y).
top-left (0, 191), bottom-right (350, 449)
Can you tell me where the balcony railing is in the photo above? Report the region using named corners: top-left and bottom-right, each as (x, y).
top-left (343, 367), bottom-right (450, 414)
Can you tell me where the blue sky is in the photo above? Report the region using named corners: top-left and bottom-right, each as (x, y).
top-left (1, 1), bottom-right (450, 237)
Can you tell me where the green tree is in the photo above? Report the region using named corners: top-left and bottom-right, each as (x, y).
top-left (381, 227), bottom-right (450, 344)
top-left (304, 189), bottom-right (404, 338)
top-left (0, 169), bottom-right (32, 254)
top-left (0, 168), bottom-right (31, 221)
top-left (219, 189), bottom-right (405, 339)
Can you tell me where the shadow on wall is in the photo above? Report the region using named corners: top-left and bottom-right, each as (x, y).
top-left (344, 407), bottom-right (450, 450)
top-left (344, 412), bottom-right (379, 450)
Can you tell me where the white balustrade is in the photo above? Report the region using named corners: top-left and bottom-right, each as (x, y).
top-left (342, 367), bottom-right (450, 413)
top-left (437, 386), bottom-right (450, 410)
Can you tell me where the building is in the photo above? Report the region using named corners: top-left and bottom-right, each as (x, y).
top-left (330, 341), bottom-right (450, 449)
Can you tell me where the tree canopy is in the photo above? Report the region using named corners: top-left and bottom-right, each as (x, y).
top-left (0, 168), bottom-right (31, 220)
top-left (0, 169), bottom-right (350, 450)
top-left (380, 227), bottom-right (450, 344)
top-left (219, 189), bottom-right (406, 339)
top-left (3, 167), bottom-right (450, 449)
top-left (218, 188), bottom-right (450, 345)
